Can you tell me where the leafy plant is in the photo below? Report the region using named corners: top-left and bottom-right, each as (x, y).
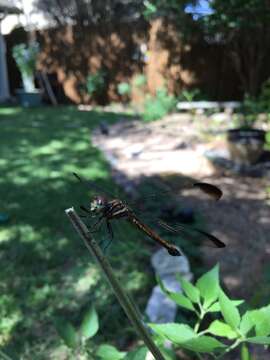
top-left (143, 0), bottom-right (158, 18)
top-left (150, 264), bottom-right (270, 359)
top-left (86, 70), bottom-right (106, 96)
top-left (257, 78), bottom-right (270, 112)
top-left (55, 265), bottom-right (270, 360)
top-left (232, 94), bottom-right (260, 128)
top-left (55, 305), bottom-right (147, 359)
top-left (143, 87), bottom-right (177, 121)
top-left (55, 306), bottom-right (98, 352)
top-left (179, 89), bottom-right (201, 102)
top-left (132, 74), bottom-right (147, 88)
top-left (232, 85), bottom-right (270, 128)
top-left (117, 82), bottom-right (131, 96)
top-left (12, 42), bottom-right (39, 92)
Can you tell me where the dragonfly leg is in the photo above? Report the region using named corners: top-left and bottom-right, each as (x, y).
top-left (80, 205), bottom-right (91, 214)
top-left (106, 220), bottom-right (114, 239)
top-left (103, 220), bottom-right (114, 253)
top-left (89, 215), bottom-right (104, 233)
top-left (78, 213), bottom-right (87, 218)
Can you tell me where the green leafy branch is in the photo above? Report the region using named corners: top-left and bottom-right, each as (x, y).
top-left (55, 304), bottom-right (148, 360)
top-left (150, 264), bottom-right (270, 359)
top-left (55, 261), bottom-right (270, 360)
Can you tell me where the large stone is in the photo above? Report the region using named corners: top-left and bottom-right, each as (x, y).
top-left (145, 249), bottom-right (192, 323)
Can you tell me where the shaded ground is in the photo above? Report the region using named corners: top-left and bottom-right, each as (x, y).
top-left (92, 113), bottom-right (270, 305)
top-left (92, 112), bottom-right (270, 359)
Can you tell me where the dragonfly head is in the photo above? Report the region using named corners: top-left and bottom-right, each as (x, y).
top-left (90, 196), bottom-right (106, 214)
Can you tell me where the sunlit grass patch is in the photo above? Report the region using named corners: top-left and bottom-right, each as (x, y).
top-left (0, 107), bottom-right (22, 115)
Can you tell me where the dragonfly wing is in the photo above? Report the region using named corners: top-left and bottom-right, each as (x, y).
top-left (193, 182), bottom-right (223, 201)
top-left (73, 172), bottom-right (115, 198)
top-left (192, 228), bottom-right (225, 248)
top-left (132, 180), bottom-right (223, 210)
top-left (158, 220), bottom-right (225, 248)
top-left (80, 205), bottom-right (91, 213)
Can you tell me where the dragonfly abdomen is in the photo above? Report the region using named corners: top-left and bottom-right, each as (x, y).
top-left (128, 214), bottom-right (181, 256)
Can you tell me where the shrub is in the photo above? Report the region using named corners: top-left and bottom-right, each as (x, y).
top-left (86, 70), bottom-right (106, 96)
top-left (117, 82), bottom-right (131, 96)
top-left (258, 78), bottom-right (270, 112)
top-left (179, 88), bottom-right (201, 102)
top-left (142, 88), bottom-right (177, 121)
top-left (132, 74), bottom-right (147, 88)
top-left (12, 42), bottom-right (39, 92)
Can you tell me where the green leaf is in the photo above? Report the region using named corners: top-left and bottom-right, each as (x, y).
top-left (181, 336), bottom-right (226, 353)
top-left (124, 347), bottom-right (147, 360)
top-left (208, 300), bottom-right (244, 312)
top-left (148, 323), bottom-right (195, 344)
top-left (156, 274), bottom-right (167, 293)
top-left (246, 336), bottom-right (270, 345)
top-left (55, 319), bottom-right (78, 349)
top-left (248, 305), bottom-right (270, 336)
top-left (241, 344), bottom-right (250, 360)
top-left (207, 302), bottom-right (221, 312)
top-left (177, 275), bottom-right (200, 304)
top-left (219, 290), bottom-right (241, 330)
top-left (157, 275), bottom-right (195, 311)
top-left (208, 320), bottom-right (238, 339)
top-left (80, 306), bottom-right (99, 339)
top-left (96, 344), bottom-right (126, 360)
top-left (196, 264), bottom-right (219, 308)
top-left (240, 311), bottom-right (254, 336)
top-left (168, 292), bottom-right (195, 311)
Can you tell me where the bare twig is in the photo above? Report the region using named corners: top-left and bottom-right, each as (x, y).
top-left (65, 207), bottom-right (166, 360)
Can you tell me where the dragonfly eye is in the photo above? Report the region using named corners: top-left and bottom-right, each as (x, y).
top-left (90, 197), bottom-right (104, 213)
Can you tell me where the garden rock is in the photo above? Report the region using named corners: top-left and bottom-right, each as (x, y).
top-left (145, 248), bottom-right (192, 323)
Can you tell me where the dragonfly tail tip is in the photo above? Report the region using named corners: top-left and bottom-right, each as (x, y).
top-left (168, 246), bottom-right (182, 256)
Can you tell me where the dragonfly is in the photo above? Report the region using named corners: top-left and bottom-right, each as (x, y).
top-left (73, 173), bottom-right (225, 256)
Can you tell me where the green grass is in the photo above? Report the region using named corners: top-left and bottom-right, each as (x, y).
top-left (0, 106), bottom-right (152, 359)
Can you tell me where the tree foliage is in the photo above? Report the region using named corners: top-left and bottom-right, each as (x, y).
top-left (33, 0), bottom-right (145, 26)
top-left (198, 0), bottom-right (270, 95)
top-left (145, 0), bottom-right (270, 96)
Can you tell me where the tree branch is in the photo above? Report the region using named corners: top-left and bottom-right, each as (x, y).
top-left (65, 207), bottom-right (166, 360)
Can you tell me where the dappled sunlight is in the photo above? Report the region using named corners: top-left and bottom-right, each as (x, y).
top-left (0, 300), bottom-right (22, 346)
top-left (32, 140), bottom-right (67, 155)
top-left (0, 107), bottom-right (22, 116)
top-left (0, 106), bottom-right (149, 356)
top-left (73, 267), bottom-right (99, 295)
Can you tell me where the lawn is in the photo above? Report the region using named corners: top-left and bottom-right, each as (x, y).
top-left (0, 106), bottom-right (153, 359)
